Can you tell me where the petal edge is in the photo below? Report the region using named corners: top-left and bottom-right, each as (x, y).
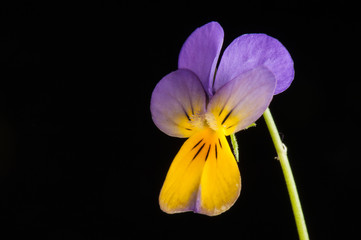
top-left (215, 34), bottom-right (294, 95)
top-left (178, 22), bottom-right (224, 96)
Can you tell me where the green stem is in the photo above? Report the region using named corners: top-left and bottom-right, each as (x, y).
top-left (230, 133), bottom-right (239, 162)
top-left (263, 108), bottom-right (309, 240)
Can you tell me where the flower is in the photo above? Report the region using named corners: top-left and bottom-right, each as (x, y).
top-left (150, 22), bottom-right (294, 216)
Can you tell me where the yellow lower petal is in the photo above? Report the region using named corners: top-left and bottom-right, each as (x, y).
top-left (159, 127), bottom-right (241, 216)
top-left (196, 132), bottom-right (241, 216)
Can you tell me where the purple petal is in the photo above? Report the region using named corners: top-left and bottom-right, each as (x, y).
top-left (214, 34), bottom-right (294, 95)
top-left (150, 69), bottom-right (207, 138)
top-left (178, 22), bottom-right (224, 96)
top-left (207, 66), bottom-right (276, 135)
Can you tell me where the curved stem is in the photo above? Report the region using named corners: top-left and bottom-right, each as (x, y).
top-left (263, 108), bottom-right (309, 240)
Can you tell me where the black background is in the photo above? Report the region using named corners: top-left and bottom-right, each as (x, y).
top-left (0, 1), bottom-right (359, 239)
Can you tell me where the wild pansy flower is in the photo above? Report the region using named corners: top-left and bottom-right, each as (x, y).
top-left (151, 22), bottom-right (294, 216)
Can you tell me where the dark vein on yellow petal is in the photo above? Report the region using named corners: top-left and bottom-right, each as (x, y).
top-left (218, 138), bottom-right (222, 149)
top-left (191, 139), bottom-right (203, 150)
top-left (167, 117), bottom-right (192, 133)
top-left (182, 106), bottom-right (191, 121)
top-left (215, 143), bottom-right (218, 160)
top-left (192, 143), bottom-right (205, 161)
top-left (221, 109), bottom-right (233, 125)
top-left (205, 144), bottom-right (211, 161)
top-left (226, 124), bottom-right (236, 129)
top-left (218, 105), bottom-right (225, 116)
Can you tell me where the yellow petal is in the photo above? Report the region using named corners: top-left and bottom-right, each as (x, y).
top-left (196, 130), bottom-right (241, 216)
top-left (159, 128), bottom-right (241, 216)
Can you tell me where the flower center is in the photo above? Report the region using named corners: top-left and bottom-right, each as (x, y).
top-left (189, 112), bottom-right (226, 134)
top-left (187, 112), bottom-right (204, 130)
top-left (205, 112), bottom-right (219, 132)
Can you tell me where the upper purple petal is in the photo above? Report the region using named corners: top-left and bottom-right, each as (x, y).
top-left (178, 22), bottom-right (224, 96)
top-left (214, 34), bottom-right (294, 95)
top-left (150, 69), bottom-right (207, 138)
